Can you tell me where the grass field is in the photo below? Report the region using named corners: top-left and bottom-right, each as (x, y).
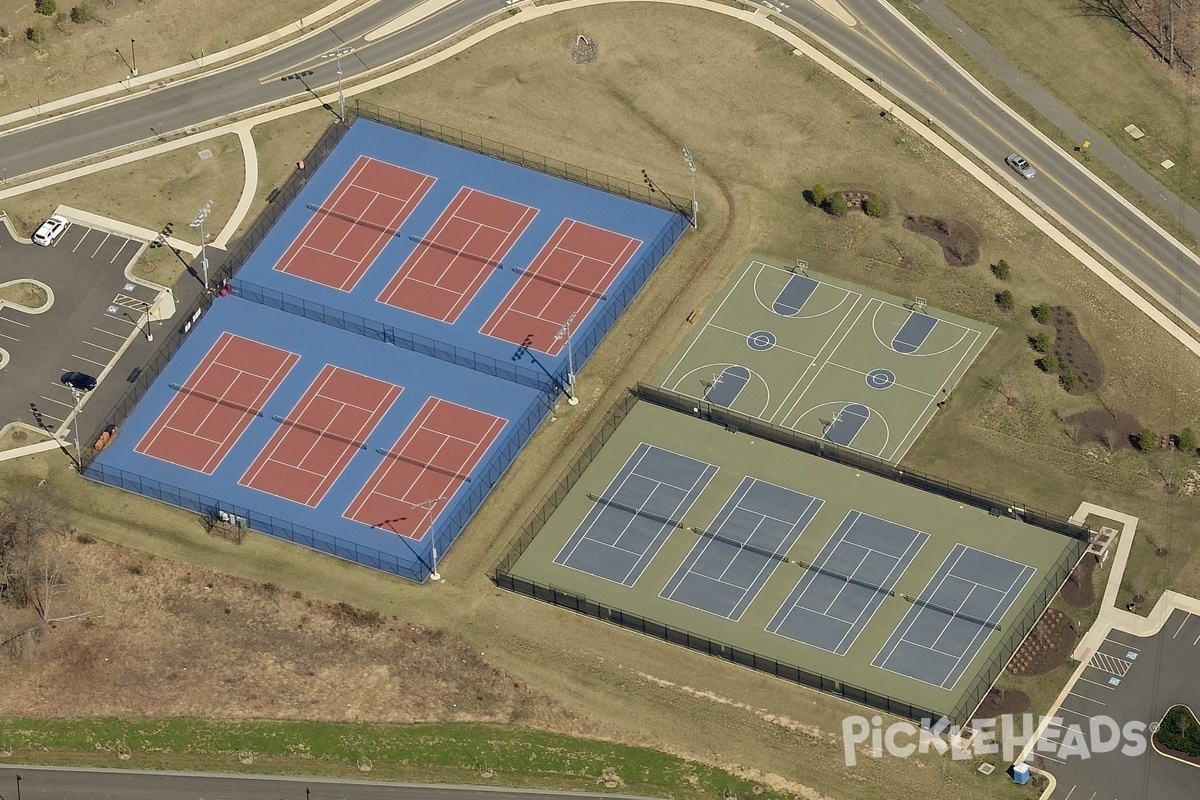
top-left (5, 3), bottom-right (1200, 798)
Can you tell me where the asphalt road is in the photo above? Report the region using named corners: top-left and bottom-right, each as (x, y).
top-left (0, 767), bottom-right (648, 800)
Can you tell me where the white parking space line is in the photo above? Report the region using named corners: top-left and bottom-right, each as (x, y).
top-left (1067, 690), bottom-right (1105, 705)
top-left (1075, 675), bottom-right (1117, 690)
top-left (1174, 615), bottom-right (1189, 638)
top-left (71, 354), bottom-right (107, 368)
top-left (93, 326), bottom-right (127, 340)
top-left (70, 230), bottom-right (92, 253)
top-left (1057, 705), bottom-right (1093, 719)
top-left (83, 340), bottom-right (118, 355)
top-left (88, 232), bottom-right (112, 258)
top-left (1, 315), bottom-right (31, 328)
top-left (110, 238), bottom-right (137, 264)
top-left (41, 394), bottom-right (76, 411)
top-left (1088, 651), bottom-right (1133, 676)
top-left (0, 331), bottom-right (18, 342)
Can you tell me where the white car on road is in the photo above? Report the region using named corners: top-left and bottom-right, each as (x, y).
top-left (32, 214), bottom-right (69, 246)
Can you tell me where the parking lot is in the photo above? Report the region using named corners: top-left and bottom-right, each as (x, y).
top-left (1035, 609), bottom-right (1200, 799)
top-left (0, 220), bottom-right (161, 436)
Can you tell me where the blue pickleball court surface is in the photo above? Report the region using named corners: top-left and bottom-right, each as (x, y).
top-left (553, 443), bottom-right (717, 586)
top-left (873, 544), bottom-right (1035, 688)
top-left (766, 511), bottom-right (928, 654)
top-left (659, 478), bottom-right (823, 620)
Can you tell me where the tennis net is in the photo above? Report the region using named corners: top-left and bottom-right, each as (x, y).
top-left (510, 266), bottom-right (607, 300)
top-left (902, 593), bottom-right (1001, 631)
top-left (271, 415), bottom-right (366, 450)
top-left (169, 383), bottom-right (264, 417)
top-left (689, 525), bottom-right (792, 563)
top-left (794, 558), bottom-right (895, 597)
top-left (376, 448), bottom-right (472, 482)
top-left (587, 493), bottom-right (684, 529)
top-left (410, 235), bottom-right (504, 268)
top-left (307, 203), bottom-right (402, 237)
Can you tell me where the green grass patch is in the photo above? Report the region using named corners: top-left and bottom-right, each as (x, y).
top-left (0, 718), bottom-right (779, 798)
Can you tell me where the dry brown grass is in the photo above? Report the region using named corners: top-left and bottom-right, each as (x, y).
top-left (0, 0), bottom-right (366, 118)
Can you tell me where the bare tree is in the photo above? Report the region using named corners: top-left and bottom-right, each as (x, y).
top-left (0, 488), bottom-right (72, 628)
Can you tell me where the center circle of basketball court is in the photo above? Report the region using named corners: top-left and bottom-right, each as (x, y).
top-left (866, 368), bottom-right (896, 390)
top-left (747, 330), bottom-right (777, 351)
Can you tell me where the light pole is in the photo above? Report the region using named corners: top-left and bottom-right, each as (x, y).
top-left (554, 311), bottom-right (579, 406)
top-left (412, 496), bottom-right (448, 581)
top-left (321, 45), bottom-right (354, 122)
top-left (131, 38), bottom-right (137, 76)
top-left (15, 774), bottom-right (20, 800)
top-left (682, 146), bottom-right (698, 229)
top-left (190, 200), bottom-right (214, 292)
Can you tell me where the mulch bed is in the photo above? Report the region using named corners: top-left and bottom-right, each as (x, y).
top-left (1007, 608), bottom-right (1075, 677)
top-left (974, 687), bottom-right (1031, 718)
top-left (902, 215), bottom-right (979, 267)
top-left (1048, 307), bottom-right (1102, 394)
top-left (1062, 408), bottom-right (1142, 451)
top-left (1060, 554), bottom-right (1097, 608)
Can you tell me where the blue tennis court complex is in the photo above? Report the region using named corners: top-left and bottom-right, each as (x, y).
top-left (873, 544), bottom-right (1035, 689)
top-left (553, 443), bottom-right (717, 585)
top-left (659, 478), bottom-right (823, 620)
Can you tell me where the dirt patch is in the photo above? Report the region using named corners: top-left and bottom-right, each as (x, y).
top-left (1062, 408), bottom-right (1142, 451)
top-left (1047, 307), bottom-right (1102, 394)
top-left (974, 687), bottom-right (1031, 718)
top-left (901, 215), bottom-right (979, 266)
top-left (1061, 554), bottom-right (1097, 608)
top-left (1007, 608), bottom-right (1076, 677)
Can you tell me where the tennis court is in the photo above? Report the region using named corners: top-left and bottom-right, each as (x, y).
top-left (657, 256), bottom-right (995, 463)
top-left (873, 544), bottom-right (1035, 689)
top-left (505, 400), bottom-right (1073, 721)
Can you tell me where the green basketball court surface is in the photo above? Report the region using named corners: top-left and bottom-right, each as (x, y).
top-left (656, 255), bottom-right (995, 463)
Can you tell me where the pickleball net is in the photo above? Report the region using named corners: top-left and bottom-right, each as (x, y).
top-left (271, 415), bottom-right (367, 450)
top-left (169, 383), bottom-right (264, 417)
top-left (510, 266), bottom-right (608, 300)
top-left (410, 235), bottom-right (504, 268)
top-left (307, 203), bottom-right (403, 238)
top-left (902, 593), bottom-right (1002, 631)
top-left (376, 448), bottom-right (472, 482)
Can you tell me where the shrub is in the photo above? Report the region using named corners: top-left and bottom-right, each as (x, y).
top-left (70, 2), bottom-right (91, 23)
top-left (995, 290), bottom-right (1015, 311)
top-left (26, 24), bottom-right (45, 43)
top-left (1060, 372), bottom-right (1079, 392)
top-left (991, 259), bottom-right (1011, 280)
top-left (863, 195), bottom-right (884, 217)
top-left (1031, 331), bottom-right (1053, 353)
top-left (1033, 302), bottom-right (1053, 324)
top-left (811, 183), bottom-right (827, 206)
top-left (55, 10), bottom-right (67, 24)
top-left (35, 0), bottom-right (56, 15)
top-left (827, 191), bottom-right (847, 216)
top-left (1178, 427), bottom-right (1197, 453)
top-left (1137, 428), bottom-right (1158, 452)
top-left (1156, 706), bottom-right (1200, 756)
top-left (1038, 353), bottom-right (1059, 372)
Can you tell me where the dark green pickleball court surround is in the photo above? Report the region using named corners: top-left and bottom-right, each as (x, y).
top-left (657, 255), bottom-right (995, 463)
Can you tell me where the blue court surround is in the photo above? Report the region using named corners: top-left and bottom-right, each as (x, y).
top-left (554, 444), bottom-right (717, 585)
top-left (766, 511), bottom-right (927, 654)
top-left (872, 543), bottom-right (1036, 688)
top-left (660, 478), bottom-right (823, 620)
top-left (85, 119), bottom-right (689, 582)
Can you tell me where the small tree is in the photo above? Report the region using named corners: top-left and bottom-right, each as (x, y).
top-left (827, 191), bottom-right (847, 216)
top-left (70, 2), bottom-right (91, 23)
top-left (26, 23), bottom-right (45, 43)
top-left (1137, 428), bottom-right (1158, 452)
top-left (1178, 427), bottom-right (1198, 454)
top-left (992, 259), bottom-right (1011, 280)
top-left (1033, 302), bottom-right (1054, 324)
top-left (863, 195), bottom-right (884, 217)
top-left (1038, 353), bottom-right (1059, 372)
top-left (995, 290), bottom-right (1015, 311)
top-left (810, 183), bottom-right (828, 207)
top-left (35, 0), bottom-right (57, 14)
top-left (1060, 372), bottom-right (1079, 392)
top-left (1031, 331), bottom-right (1053, 353)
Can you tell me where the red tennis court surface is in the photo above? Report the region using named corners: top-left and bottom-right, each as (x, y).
top-left (134, 333), bottom-right (299, 474)
top-left (377, 187), bottom-right (537, 323)
top-left (274, 155), bottom-right (435, 292)
top-left (343, 397), bottom-right (505, 538)
top-left (239, 365), bottom-right (403, 507)
top-left (481, 219), bottom-right (640, 354)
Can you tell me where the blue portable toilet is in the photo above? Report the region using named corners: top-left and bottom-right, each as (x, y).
top-left (1011, 763), bottom-right (1031, 785)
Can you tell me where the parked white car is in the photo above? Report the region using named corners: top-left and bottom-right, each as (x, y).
top-left (32, 215), bottom-right (69, 246)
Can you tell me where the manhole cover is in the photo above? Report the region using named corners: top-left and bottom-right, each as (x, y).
top-left (198, 149), bottom-right (213, 160)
